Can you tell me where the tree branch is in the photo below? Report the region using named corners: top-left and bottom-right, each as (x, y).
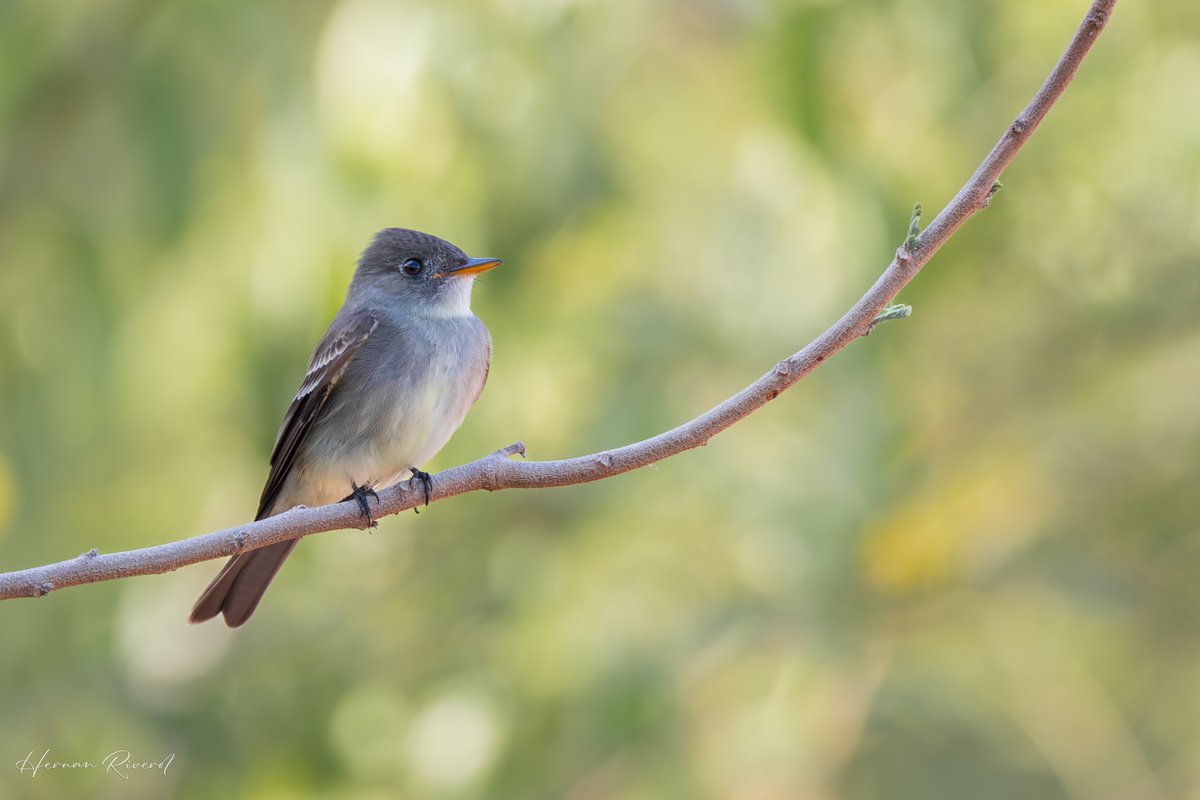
top-left (0, 0), bottom-right (1117, 603)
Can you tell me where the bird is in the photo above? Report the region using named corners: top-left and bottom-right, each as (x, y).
top-left (189, 228), bottom-right (500, 627)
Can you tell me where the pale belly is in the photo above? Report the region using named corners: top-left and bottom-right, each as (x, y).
top-left (267, 315), bottom-right (489, 514)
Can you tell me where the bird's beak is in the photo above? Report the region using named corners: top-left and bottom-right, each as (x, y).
top-left (441, 256), bottom-right (503, 277)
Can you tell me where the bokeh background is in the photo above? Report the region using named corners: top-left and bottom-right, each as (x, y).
top-left (1, 0), bottom-right (1198, 798)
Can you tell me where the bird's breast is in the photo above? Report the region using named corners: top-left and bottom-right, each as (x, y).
top-left (300, 314), bottom-right (490, 496)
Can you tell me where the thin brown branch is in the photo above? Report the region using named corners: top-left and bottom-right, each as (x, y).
top-left (0, 0), bottom-right (1117, 603)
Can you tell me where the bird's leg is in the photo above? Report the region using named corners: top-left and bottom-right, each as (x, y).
top-left (410, 467), bottom-right (433, 510)
top-left (348, 482), bottom-right (379, 528)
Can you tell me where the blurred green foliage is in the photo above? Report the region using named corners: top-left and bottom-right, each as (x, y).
top-left (1, 0), bottom-right (1198, 797)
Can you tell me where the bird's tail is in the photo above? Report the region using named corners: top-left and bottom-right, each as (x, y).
top-left (188, 539), bottom-right (298, 627)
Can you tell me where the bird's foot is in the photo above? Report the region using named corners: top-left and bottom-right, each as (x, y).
top-left (349, 482), bottom-right (379, 528)
top-left (410, 467), bottom-right (433, 513)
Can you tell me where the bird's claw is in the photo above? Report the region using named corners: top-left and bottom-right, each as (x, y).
top-left (350, 482), bottom-right (379, 528)
top-left (410, 467), bottom-right (432, 513)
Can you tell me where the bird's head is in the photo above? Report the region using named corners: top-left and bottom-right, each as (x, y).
top-left (352, 228), bottom-right (501, 316)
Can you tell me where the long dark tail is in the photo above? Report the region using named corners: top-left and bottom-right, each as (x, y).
top-left (188, 539), bottom-right (298, 627)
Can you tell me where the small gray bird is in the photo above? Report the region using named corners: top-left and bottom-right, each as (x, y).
top-left (189, 228), bottom-right (500, 627)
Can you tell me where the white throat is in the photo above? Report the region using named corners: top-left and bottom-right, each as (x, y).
top-left (428, 277), bottom-right (475, 318)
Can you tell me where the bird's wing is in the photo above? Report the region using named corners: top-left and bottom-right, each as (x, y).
top-left (256, 310), bottom-right (379, 520)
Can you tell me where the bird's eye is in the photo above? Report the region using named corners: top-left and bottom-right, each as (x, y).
top-left (400, 258), bottom-right (424, 276)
